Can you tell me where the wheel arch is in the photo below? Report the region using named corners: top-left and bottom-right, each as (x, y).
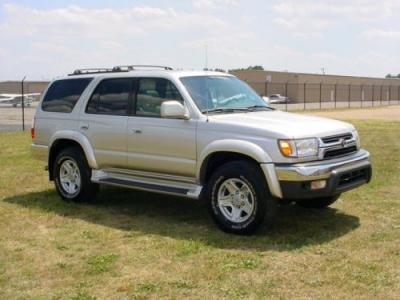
top-left (198, 139), bottom-right (273, 184)
top-left (48, 131), bottom-right (98, 180)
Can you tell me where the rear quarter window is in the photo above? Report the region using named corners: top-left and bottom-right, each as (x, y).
top-left (42, 78), bottom-right (93, 113)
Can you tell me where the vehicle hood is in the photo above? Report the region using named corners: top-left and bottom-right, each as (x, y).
top-left (208, 110), bottom-right (355, 138)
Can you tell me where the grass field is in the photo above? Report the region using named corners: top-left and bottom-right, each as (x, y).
top-left (0, 119), bottom-right (399, 299)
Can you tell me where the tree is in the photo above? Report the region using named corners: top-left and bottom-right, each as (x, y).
top-left (386, 74), bottom-right (400, 78)
top-left (229, 65), bottom-right (265, 72)
top-left (247, 65), bottom-right (264, 70)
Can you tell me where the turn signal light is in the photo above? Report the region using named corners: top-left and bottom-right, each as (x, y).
top-left (278, 140), bottom-right (293, 157)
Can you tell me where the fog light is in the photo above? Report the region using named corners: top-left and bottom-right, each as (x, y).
top-left (310, 180), bottom-right (327, 190)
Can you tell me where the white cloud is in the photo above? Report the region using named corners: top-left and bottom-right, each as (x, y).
top-left (0, 3), bottom-right (232, 79)
top-left (0, 3), bottom-right (228, 39)
top-left (273, 0), bottom-right (400, 38)
top-left (0, 1), bottom-right (398, 79)
top-left (361, 29), bottom-right (400, 40)
top-left (193, 0), bottom-right (238, 10)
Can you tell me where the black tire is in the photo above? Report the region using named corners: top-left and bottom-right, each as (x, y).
top-left (53, 147), bottom-right (98, 202)
top-left (295, 194), bottom-right (340, 209)
top-left (205, 160), bottom-right (277, 235)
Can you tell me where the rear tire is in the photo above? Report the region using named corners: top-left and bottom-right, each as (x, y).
top-left (205, 160), bottom-right (277, 235)
top-left (53, 147), bottom-right (98, 202)
top-left (295, 195), bottom-right (340, 209)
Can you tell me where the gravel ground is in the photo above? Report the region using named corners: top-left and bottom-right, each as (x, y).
top-left (304, 105), bottom-right (400, 121)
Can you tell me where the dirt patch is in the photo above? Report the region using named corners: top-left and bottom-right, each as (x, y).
top-left (304, 105), bottom-right (400, 121)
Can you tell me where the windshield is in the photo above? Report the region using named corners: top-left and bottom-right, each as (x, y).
top-left (180, 76), bottom-right (269, 113)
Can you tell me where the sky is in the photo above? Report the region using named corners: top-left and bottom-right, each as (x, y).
top-left (0, 0), bottom-right (399, 80)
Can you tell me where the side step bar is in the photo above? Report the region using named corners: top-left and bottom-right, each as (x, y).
top-left (91, 170), bottom-right (202, 199)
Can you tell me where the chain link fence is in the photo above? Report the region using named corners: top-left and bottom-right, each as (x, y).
top-left (249, 81), bottom-right (400, 111)
top-left (0, 79), bottom-right (47, 132)
top-left (1, 80), bottom-right (400, 132)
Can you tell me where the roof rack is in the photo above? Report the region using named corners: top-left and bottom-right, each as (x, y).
top-left (112, 65), bottom-right (173, 71)
top-left (69, 68), bottom-right (126, 76)
top-left (69, 65), bottom-right (173, 76)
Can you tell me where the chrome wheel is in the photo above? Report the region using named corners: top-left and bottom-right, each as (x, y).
top-left (217, 178), bottom-right (255, 223)
top-left (59, 159), bottom-right (81, 196)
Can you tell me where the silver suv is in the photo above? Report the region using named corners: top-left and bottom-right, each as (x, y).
top-left (31, 65), bottom-right (372, 234)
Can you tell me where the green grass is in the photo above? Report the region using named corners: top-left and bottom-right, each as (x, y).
top-left (0, 120), bottom-right (400, 299)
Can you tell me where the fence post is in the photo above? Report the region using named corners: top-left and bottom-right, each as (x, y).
top-left (319, 82), bottom-right (322, 109)
top-left (303, 82), bottom-right (306, 110)
top-left (361, 85), bottom-right (363, 108)
top-left (380, 85), bottom-right (383, 106)
top-left (372, 85), bottom-right (375, 107)
top-left (389, 85), bottom-right (391, 105)
top-left (264, 82), bottom-right (268, 97)
top-left (285, 82), bottom-right (288, 111)
top-left (334, 83), bottom-right (337, 109)
top-left (21, 76), bottom-right (26, 131)
top-left (348, 84), bottom-right (351, 108)
top-left (398, 85), bottom-right (400, 104)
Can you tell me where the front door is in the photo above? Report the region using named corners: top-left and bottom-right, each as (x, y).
top-left (127, 77), bottom-right (197, 177)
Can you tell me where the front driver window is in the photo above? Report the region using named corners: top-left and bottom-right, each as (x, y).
top-left (136, 78), bottom-right (183, 117)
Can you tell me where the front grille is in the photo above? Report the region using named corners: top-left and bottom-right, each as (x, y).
top-left (324, 146), bottom-right (357, 159)
top-left (338, 168), bottom-right (369, 188)
top-left (321, 133), bottom-right (353, 144)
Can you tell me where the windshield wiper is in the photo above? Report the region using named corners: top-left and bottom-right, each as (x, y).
top-left (201, 108), bottom-right (248, 114)
top-left (245, 105), bottom-right (274, 111)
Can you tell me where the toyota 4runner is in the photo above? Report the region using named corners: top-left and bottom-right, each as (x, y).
top-left (31, 65), bottom-right (372, 234)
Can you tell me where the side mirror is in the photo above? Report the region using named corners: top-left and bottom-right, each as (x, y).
top-left (160, 101), bottom-right (189, 119)
top-left (262, 96), bottom-right (270, 105)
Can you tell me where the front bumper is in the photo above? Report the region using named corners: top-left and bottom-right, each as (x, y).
top-left (274, 149), bottom-right (371, 200)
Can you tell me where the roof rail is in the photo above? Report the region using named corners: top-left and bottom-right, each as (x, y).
top-left (69, 68), bottom-right (128, 76)
top-left (112, 65), bottom-right (173, 71)
top-left (69, 65), bottom-right (173, 76)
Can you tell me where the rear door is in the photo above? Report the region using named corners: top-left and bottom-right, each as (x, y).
top-left (80, 78), bottom-right (135, 169)
top-left (127, 77), bottom-right (197, 177)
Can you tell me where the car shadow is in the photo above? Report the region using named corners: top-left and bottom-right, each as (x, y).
top-left (4, 186), bottom-right (360, 252)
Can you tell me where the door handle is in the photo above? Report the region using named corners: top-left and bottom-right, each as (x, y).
top-left (80, 124), bottom-right (89, 130)
top-left (131, 128), bottom-right (142, 134)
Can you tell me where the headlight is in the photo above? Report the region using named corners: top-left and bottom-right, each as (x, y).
top-left (278, 138), bottom-right (319, 158)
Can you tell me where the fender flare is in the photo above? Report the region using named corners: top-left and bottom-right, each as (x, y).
top-left (197, 139), bottom-right (273, 179)
top-left (197, 139), bottom-right (282, 198)
top-left (49, 130), bottom-right (98, 169)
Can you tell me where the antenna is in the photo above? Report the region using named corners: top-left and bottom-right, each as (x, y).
top-left (204, 43), bottom-right (208, 71)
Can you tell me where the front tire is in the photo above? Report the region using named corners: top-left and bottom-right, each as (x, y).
top-left (206, 160), bottom-right (277, 234)
top-left (295, 195), bottom-right (340, 209)
top-left (53, 147), bottom-right (98, 202)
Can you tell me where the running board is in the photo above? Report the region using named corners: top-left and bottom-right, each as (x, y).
top-left (91, 170), bottom-right (202, 199)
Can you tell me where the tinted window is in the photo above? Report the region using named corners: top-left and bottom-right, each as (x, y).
top-left (86, 79), bottom-right (131, 116)
top-left (42, 78), bottom-right (93, 113)
top-left (136, 78), bottom-right (183, 117)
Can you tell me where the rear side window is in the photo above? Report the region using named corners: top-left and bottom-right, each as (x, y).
top-left (86, 78), bottom-right (132, 116)
top-left (42, 78), bottom-right (93, 113)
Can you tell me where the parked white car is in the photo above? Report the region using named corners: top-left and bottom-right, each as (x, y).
top-left (266, 94), bottom-right (290, 104)
top-left (31, 66), bottom-right (371, 234)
